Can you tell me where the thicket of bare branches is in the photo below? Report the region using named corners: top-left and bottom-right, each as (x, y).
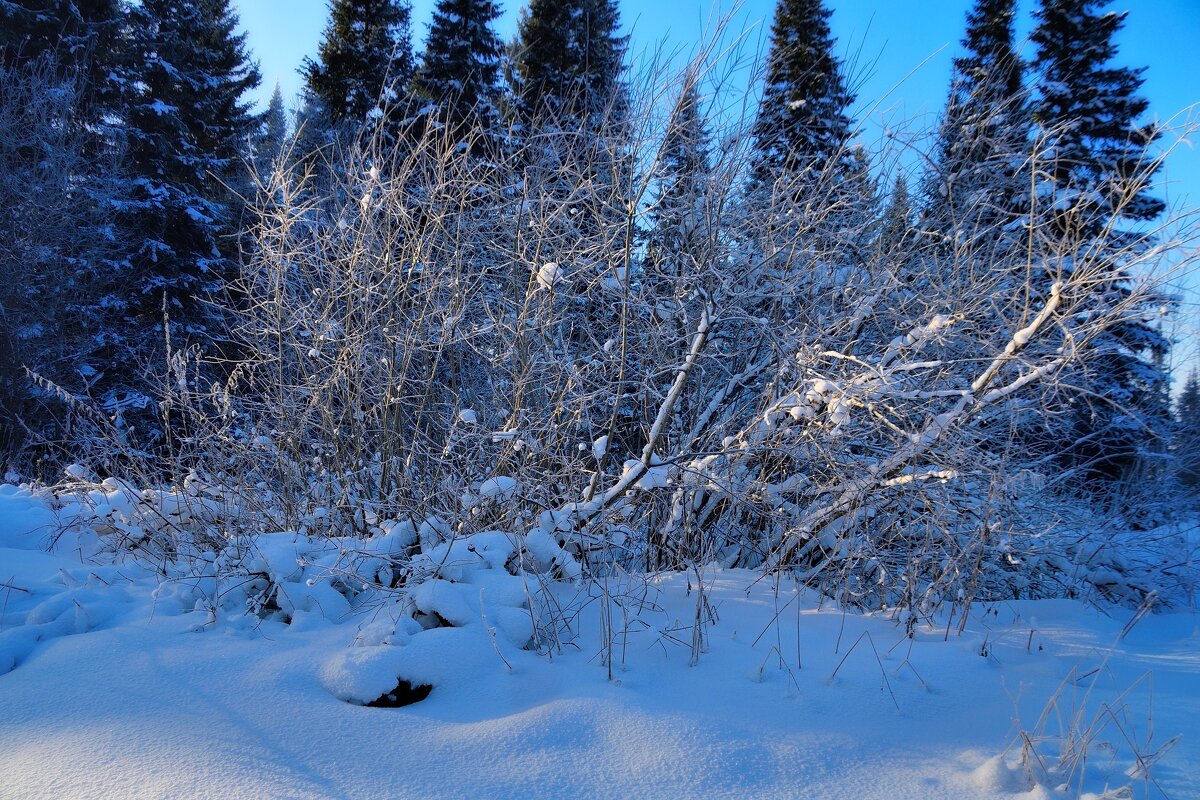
top-left (44, 48), bottom-right (1196, 621)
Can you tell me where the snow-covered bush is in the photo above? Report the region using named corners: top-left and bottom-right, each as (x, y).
top-left (37, 45), bottom-right (1194, 627)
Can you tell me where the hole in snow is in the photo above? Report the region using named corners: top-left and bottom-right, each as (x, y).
top-left (364, 678), bottom-right (433, 708)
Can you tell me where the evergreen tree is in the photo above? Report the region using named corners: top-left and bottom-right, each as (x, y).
top-left (0, 53), bottom-right (125, 460)
top-left (744, 0), bottom-right (871, 327)
top-left (0, 1), bottom-right (129, 460)
top-left (502, 0), bottom-right (630, 460)
top-left (749, 0), bottom-right (855, 196)
top-left (1031, 0), bottom-right (1170, 495)
top-left (1175, 370), bottom-right (1200, 490)
top-left (879, 174), bottom-right (913, 255)
top-left (510, 0), bottom-right (627, 129)
top-left (1, 0), bottom-right (121, 79)
top-left (0, 0), bottom-right (126, 163)
top-left (923, 0), bottom-right (1029, 236)
top-left (118, 0), bottom-right (260, 396)
top-left (646, 78), bottom-right (711, 285)
top-left (412, 0), bottom-right (504, 152)
top-left (507, 0), bottom-right (629, 237)
top-left (290, 89), bottom-right (335, 168)
top-left (1032, 0), bottom-right (1163, 230)
top-left (254, 82), bottom-right (289, 175)
top-left (302, 0), bottom-right (414, 132)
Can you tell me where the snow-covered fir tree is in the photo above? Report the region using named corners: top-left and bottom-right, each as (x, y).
top-left (302, 0), bottom-right (414, 135)
top-left (0, 0), bottom-right (131, 460)
top-left (0, 0), bottom-right (126, 193)
top-left (412, 0), bottom-right (504, 155)
top-left (645, 75), bottom-right (717, 314)
top-left (509, 0), bottom-right (627, 129)
top-left (923, 0), bottom-right (1029, 239)
top-left (498, 0), bottom-right (633, 465)
top-left (1175, 370), bottom-right (1200, 491)
top-left (116, 0), bottom-right (259, 416)
top-left (1032, 0), bottom-right (1163, 229)
top-left (253, 81), bottom-right (289, 175)
top-left (1, 0), bottom-right (121, 76)
top-left (506, 0), bottom-right (629, 240)
top-left (741, 0), bottom-right (876, 336)
top-left (0, 56), bottom-right (121, 459)
top-left (639, 75), bottom-right (725, 483)
top-left (878, 173), bottom-right (914, 256)
top-left (748, 0), bottom-right (856, 198)
top-left (1030, 0), bottom-right (1171, 498)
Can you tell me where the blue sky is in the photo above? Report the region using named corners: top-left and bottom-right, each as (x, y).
top-left (233, 0), bottom-right (1199, 203)
top-left (232, 0), bottom-right (1200, 366)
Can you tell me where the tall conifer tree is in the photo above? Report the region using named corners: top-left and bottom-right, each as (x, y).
top-left (749, 0), bottom-right (855, 195)
top-left (413, 0), bottom-right (504, 152)
top-left (510, 0), bottom-right (626, 129)
top-left (302, 0), bottom-right (414, 132)
top-left (0, 0), bottom-right (131, 452)
top-left (924, 0), bottom-right (1028, 236)
top-left (254, 82), bottom-right (289, 174)
top-left (879, 174), bottom-right (913, 256)
top-left (1032, 0), bottom-right (1163, 229)
top-left (119, 0), bottom-right (260, 382)
top-left (1175, 370), bottom-right (1200, 490)
top-left (647, 78), bottom-right (711, 285)
top-left (508, 0), bottom-right (629, 236)
top-left (1031, 0), bottom-right (1169, 494)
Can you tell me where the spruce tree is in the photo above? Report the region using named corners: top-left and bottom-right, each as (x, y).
top-left (302, 0), bottom-right (414, 132)
top-left (749, 0), bottom-right (855, 195)
top-left (879, 174), bottom-right (913, 256)
top-left (508, 0), bottom-right (629, 233)
top-left (646, 77), bottom-right (712, 291)
top-left (745, 0), bottom-right (872, 325)
top-left (0, 0), bottom-right (126, 162)
top-left (1031, 0), bottom-right (1170, 494)
top-left (1, 0), bottom-right (121, 78)
top-left (1176, 370), bottom-right (1200, 490)
top-left (412, 0), bottom-right (504, 152)
top-left (118, 0), bottom-right (260, 397)
top-left (1032, 0), bottom-right (1163, 230)
top-left (510, 0), bottom-right (627, 129)
top-left (254, 82), bottom-right (289, 175)
top-left (0, 0), bottom-right (130, 459)
top-left (923, 0), bottom-right (1028, 236)
top-left (504, 0), bottom-right (630, 459)
top-left (0, 53), bottom-right (125, 460)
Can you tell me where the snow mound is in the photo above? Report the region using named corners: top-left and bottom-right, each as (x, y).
top-left (0, 484), bottom-right (56, 549)
top-left (321, 643), bottom-right (413, 705)
top-left (969, 756), bottom-right (1035, 794)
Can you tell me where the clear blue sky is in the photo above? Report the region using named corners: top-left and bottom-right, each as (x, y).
top-left (233, 0), bottom-right (1199, 202)
top-left (232, 0), bottom-right (1200, 367)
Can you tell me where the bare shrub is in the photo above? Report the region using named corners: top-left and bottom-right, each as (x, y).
top-left (59, 40), bottom-right (1196, 621)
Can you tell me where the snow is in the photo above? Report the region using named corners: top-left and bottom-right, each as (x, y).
top-left (0, 487), bottom-right (1197, 799)
top-left (0, 485), bottom-right (55, 549)
top-left (478, 475), bottom-right (519, 501)
top-left (536, 261), bottom-right (563, 290)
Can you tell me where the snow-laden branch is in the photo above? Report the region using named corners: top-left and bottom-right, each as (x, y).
top-left (769, 282), bottom-right (1068, 569)
top-left (534, 304), bottom-right (715, 544)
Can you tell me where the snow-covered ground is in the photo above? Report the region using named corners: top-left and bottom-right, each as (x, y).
top-left (0, 484), bottom-right (1196, 799)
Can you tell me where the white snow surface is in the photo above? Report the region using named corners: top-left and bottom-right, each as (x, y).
top-left (0, 485), bottom-right (1197, 799)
